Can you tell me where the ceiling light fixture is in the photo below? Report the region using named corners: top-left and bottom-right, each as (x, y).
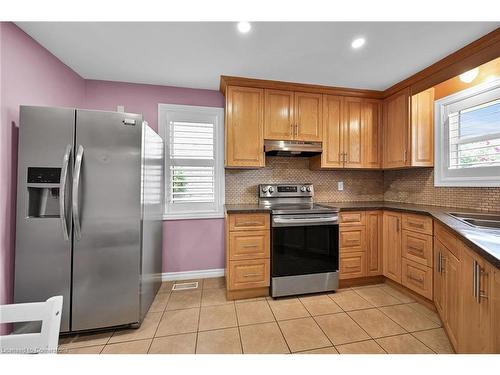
top-left (237, 21), bottom-right (251, 34)
top-left (351, 37), bottom-right (366, 49)
top-left (459, 68), bottom-right (479, 83)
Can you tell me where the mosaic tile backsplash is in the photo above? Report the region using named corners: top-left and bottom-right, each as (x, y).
top-left (384, 168), bottom-right (500, 212)
top-left (225, 158), bottom-right (500, 212)
top-left (225, 157), bottom-right (384, 204)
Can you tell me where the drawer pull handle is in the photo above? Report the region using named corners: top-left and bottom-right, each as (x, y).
top-left (242, 244), bottom-right (258, 248)
top-left (344, 265), bottom-right (360, 269)
top-left (243, 273), bottom-right (261, 278)
top-left (408, 275), bottom-right (424, 284)
top-left (240, 221), bottom-right (262, 226)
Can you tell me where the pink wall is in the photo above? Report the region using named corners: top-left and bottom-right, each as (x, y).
top-left (0, 22), bottom-right (86, 332)
top-left (84, 80), bottom-right (224, 132)
top-left (83, 80), bottom-right (225, 273)
top-left (163, 219), bottom-right (225, 273)
top-left (1, 22), bottom-right (227, 322)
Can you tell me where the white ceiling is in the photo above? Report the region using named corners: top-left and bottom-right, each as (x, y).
top-left (16, 22), bottom-right (499, 91)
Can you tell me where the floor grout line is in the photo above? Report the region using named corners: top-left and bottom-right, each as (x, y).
top-left (265, 297), bottom-right (292, 354)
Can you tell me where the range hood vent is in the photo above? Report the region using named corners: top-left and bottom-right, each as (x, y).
top-left (264, 140), bottom-right (322, 157)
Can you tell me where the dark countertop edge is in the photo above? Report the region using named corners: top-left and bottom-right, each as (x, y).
top-left (224, 202), bottom-right (500, 269)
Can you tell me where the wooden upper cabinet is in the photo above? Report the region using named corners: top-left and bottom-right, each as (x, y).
top-left (264, 89), bottom-right (294, 140)
top-left (225, 86), bottom-right (264, 168)
top-left (343, 98), bottom-right (363, 168)
top-left (311, 96), bottom-right (382, 170)
top-left (362, 100), bottom-right (382, 168)
top-left (383, 87), bottom-right (410, 168)
top-left (382, 211), bottom-right (402, 283)
top-left (294, 92), bottom-right (322, 141)
top-left (411, 88), bottom-right (434, 166)
top-left (319, 95), bottom-right (343, 168)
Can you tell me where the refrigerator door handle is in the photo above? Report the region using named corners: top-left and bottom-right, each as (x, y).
top-left (72, 145), bottom-right (84, 240)
top-left (59, 144), bottom-right (72, 240)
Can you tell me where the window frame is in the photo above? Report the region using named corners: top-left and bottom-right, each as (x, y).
top-left (158, 103), bottom-right (225, 220)
top-left (434, 78), bottom-right (500, 187)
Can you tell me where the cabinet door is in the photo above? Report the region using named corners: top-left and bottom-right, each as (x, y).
top-left (444, 248), bottom-right (460, 350)
top-left (459, 247), bottom-right (492, 353)
top-left (321, 95), bottom-right (344, 168)
top-left (343, 97), bottom-right (363, 168)
top-left (492, 266), bottom-right (500, 353)
top-left (225, 86), bottom-right (264, 168)
top-left (362, 100), bottom-right (382, 168)
top-left (383, 88), bottom-right (410, 168)
top-left (382, 211), bottom-right (402, 283)
top-left (294, 92), bottom-right (322, 141)
top-left (411, 88), bottom-right (434, 166)
top-left (433, 240), bottom-right (445, 318)
top-left (366, 211), bottom-right (383, 276)
top-left (264, 89), bottom-right (294, 140)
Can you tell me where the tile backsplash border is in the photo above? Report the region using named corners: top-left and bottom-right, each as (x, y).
top-left (224, 157), bottom-right (500, 212)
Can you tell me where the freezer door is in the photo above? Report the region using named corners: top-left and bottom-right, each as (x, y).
top-left (71, 109), bottom-right (143, 331)
top-left (14, 106), bottom-right (74, 332)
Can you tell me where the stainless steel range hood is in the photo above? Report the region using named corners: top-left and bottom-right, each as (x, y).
top-left (264, 140), bottom-right (322, 157)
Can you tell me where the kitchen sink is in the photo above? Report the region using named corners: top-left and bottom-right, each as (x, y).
top-left (448, 212), bottom-right (500, 232)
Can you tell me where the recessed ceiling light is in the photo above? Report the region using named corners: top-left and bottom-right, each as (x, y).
top-left (351, 37), bottom-right (366, 49)
top-left (237, 21), bottom-right (251, 34)
top-left (459, 68), bottom-right (479, 83)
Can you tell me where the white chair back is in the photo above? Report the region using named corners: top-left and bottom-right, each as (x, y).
top-left (0, 296), bottom-right (63, 354)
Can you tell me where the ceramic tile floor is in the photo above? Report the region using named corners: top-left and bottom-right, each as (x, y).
top-left (58, 279), bottom-right (454, 354)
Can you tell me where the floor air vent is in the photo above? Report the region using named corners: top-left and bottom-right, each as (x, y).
top-left (172, 281), bottom-right (199, 291)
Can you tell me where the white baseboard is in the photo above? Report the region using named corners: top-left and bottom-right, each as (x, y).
top-left (161, 268), bottom-right (225, 282)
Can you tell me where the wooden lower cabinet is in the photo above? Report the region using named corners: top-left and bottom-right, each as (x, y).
top-left (366, 211), bottom-right (383, 276)
top-left (459, 245), bottom-right (493, 353)
top-left (382, 211), bottom-right (402, 283)
top-left (225, 212), bottom-right (270, 299)
top-left (444, 248), bottom-right (460, 350)
top-left (433, 239), bottom-right (446, 318)
top-left (401, 258), bottom-right (433, 300)
top-left (339, 210), bottom-right (382, 280)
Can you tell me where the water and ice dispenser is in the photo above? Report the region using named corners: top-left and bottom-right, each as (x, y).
top-left (27, 167), bottom-right (61, 218)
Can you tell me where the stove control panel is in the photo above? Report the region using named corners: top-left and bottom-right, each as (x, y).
top-left (259, 184), bottom-right (313, 198)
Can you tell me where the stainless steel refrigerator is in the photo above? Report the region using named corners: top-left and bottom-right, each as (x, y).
top-left (14, 106), bottom-right (164, 333)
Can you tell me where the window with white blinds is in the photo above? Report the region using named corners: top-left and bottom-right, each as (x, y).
top-left (159, 104), bottom-right (224, 219)
top-left (435, 79), bottom-right (500, 187)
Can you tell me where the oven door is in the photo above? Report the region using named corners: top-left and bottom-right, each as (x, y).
top-left (271, 214), bottom-right (339, 278)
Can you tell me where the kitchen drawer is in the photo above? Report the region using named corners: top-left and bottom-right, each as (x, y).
top-left (229, 230), bottom-right (270, 261)
top-left (228, 259), bottom-right (270, 290)
top-left (401, 258), bottom-right (433, 300)
top-left (402, 229), bottom-right (433, 267)
top-left (340, 251), bottom-right (366, 279)
top-left (402, 213), bottom-right (433, 235)
top-left (339, 211), bottom-right (366, 226)
top-left (228, 213), bottom-right (270, 231)
top-left (434, 221), bottom-right (459, 258)
top-left (340, 226), bottom-right (366, 253)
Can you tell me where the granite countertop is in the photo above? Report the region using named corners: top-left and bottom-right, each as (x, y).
top-left (224, 201), bottom-right (500, 268)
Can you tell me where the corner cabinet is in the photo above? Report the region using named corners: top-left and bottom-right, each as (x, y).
top-left (383, 87), bottom-right (434, 168)
top-left (225, 86), bottom-right (265, 168)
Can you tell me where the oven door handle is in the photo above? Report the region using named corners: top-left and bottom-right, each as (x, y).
top-left (272, 216), bottom-right (338, 226)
